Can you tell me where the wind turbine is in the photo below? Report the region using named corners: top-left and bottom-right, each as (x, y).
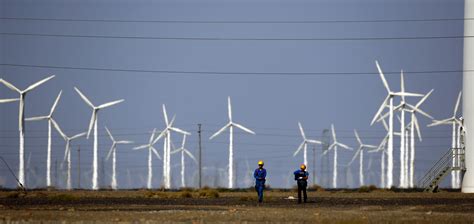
top-left (105, 127), bottom-right (133, 190)
top-left (293, 122), bottom-right (322, 168)
top-left (209, 96), bottom-right (256, 189)
top-left (0, 75), bottom-right (55, 186)
top-left (171, 135), bottom-right (197, 188)
top-left (74, 87), bottom-right (124, 190)
top-left (133, 129), bottom-right (161, 189)
top-left (370, 61), bottom-right (422, 188)
top-left (428, 91), bottom-right (462, 189)
top-left (323, 124), bottom-right (352, 188)
top-left (154, 104), bottom-right (191, 189)
top-left (51, 119), bottom-right (86, 190)
top-left (405, 89), bottom-right (434, 188)
top-left (348, 130), bottom-right (377, 186)
top-left (25, 91), bottom-right (62, 187)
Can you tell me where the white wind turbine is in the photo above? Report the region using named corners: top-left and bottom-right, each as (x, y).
top-left (105, 127), bottom-right (133, 190)
top-left (370, 61), bottom-right (422, 188)
top-left (348, 130), bottom-right (377, 186)
top-left (405, 89), bottom-right (434, 188)
top-left (51, 119), bottom-right (86, 190)
top-left (0, 75), bottom-right (55, 186)
top-left (74, 87), bottom-right (124, 190)
top-left (155, 105), bottom-right (191, 189)
top-left (323, 124), bottom-right (352, 188)
top-left (25, 91), bottom-right (62, 187)
top-left (293, 122), bottom-right (322, 168)
top-left (428, 91), bottom-right (462, 188)
top-left (209, 96), bottom-right (256, 189)
top-left (171, 135), bottom-right (197, 188)
top-left (133, 129), bottom-right (161, 189)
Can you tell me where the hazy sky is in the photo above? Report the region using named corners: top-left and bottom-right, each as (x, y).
top-left (0, 0), bottom-right (464, 189)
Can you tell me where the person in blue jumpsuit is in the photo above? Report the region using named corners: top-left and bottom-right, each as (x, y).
top-left (294, 164), bottom-right (309, 204)
top-left (254, 160), bottom-right (267, 203)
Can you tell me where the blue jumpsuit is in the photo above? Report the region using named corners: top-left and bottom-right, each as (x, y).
top-left (254, 168), bottom-right (266, 203)
top-left (294, 169), bottom-right (309, 203)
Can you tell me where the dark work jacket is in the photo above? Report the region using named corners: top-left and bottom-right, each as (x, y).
top-left (254, 168), bottom-right (267, 186)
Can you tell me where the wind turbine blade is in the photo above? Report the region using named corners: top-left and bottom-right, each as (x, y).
top-left (338, 143), bottom-right (353, 150)
top-left (50, 90), bottom-right (62, 115)
top-left (105, 126), bottom-right (115, 142)
top-left (298, 122), bottom-right (306, 139)
top-left (86, 111), bottom-right (97, 139)
top-left (162, 104), bottom-right (169, 125)
top-left (0, 79), bottom-right (20, 93)
top-left (376, 111), bottom-right (390, 123)
top-left (152, 130), bottom-right (166, 145)
top-left (63, 145), bottom-right (70, 162)
top-left (184, 149), bottom-right (198, 164)
top-left (293, 142), bottom-right (305, 157)
top-left (427, 118), bottom-right (453, 127)
top-left (233, 123), bottom-right (256, 135)
top-left (51, 119), bottom-right (67, 141)
top-left (105, 145), bottom-right (114, 161)
top-left (363, 144), bottom-right (378, 149)
top-left (151, 147), bottom-right (162, 160)
top-left (348, 148), bottom-right (361, 165)
top-left (98, 99), bottom-right (124, 109)
top-left (0, 98), bottom-right (19, 103)
top-left (393, 92), bottom-right (424, 97)
top-left (375, 60), bottom-right (391, 93)
top-left (24, 75), bottom-right (55, 92)
top-left (454, 91), bottom-right (462, 116)
top-left (170, 148), bottom-right (181, 154)
top-left (117, 140), bottom-right (133, 144)
top-left (228, 96), bottom-right (232, 122)
top-left (70, 132), bottom-right (86, 140)
top-left (25, 116), bottom-right (49, 121)
top-left (209, 123), bottom-right (230, 140)
top-left (354, 129), bottom-right (362, 145)
top-left (149, 128), bottom-right (157, 144)
top-left (74, 87), bottom-right (95, 108)
top-left (181, 135), bottom-right (187, 148)
top-left (331, 124), bottom-right (336, 141)
top-left (413, 116), bottom-right (423, 142)
top-left (415, 108), bottom-right (434, 120)
top-left (170, 127), bottom-right (191, 136)
top-left (381, 118), bottom-right (389, 131)
top-left (415, 89), bottom-right (434, 108)
top-left (307, 139), bottom-right (322, 145)
top-left (400, 70), bottom-right (406, 102)
top-left (371, 95), bottom-right (390, 126)
top-left (133, 145), bottom-right (148, 150)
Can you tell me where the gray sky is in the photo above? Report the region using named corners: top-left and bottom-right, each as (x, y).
top-left (0, 0), bottom-right (464, 189)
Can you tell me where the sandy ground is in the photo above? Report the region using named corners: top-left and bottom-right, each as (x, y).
top-left (0, 190), bottom-right (473, 223)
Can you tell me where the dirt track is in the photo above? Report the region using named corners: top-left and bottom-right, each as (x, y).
top-left (0, 190), bottom-right (473, 223)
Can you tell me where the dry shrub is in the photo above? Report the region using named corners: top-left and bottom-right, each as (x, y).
top-left (358, 185), bottom-right (377, 193)
top-left (199, 189), bottom-right (219, 198)
top-left (48, 194), bottom-right (77, 201)
top-left (180, 191), bottom-right (193, 198)
top-left (309, 184), bottom-right (325, 192)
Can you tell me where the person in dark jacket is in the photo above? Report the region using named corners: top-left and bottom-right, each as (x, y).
top-left (254, 160), bottom-right (267, 203)
top-left (294, 164), bottom-right (309, 203)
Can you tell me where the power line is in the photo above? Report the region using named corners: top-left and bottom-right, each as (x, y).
top-left (0, 63), bottom-right (466, 76)
top-left (0, 32), bottom-right (470, 41)
top-left (1, 17), bottom-right (473, 24)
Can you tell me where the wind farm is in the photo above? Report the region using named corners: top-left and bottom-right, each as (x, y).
top-left (1, 0), bottom-right (474, 223)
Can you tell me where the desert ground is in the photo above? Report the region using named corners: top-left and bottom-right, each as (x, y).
top-left (0, 188), bottom-right (473, 223)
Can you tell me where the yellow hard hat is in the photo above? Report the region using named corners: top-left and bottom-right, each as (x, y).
top-left (300, 164), bottom-right (306, 170)
top-left (258, 160), bottom-right (264, 166)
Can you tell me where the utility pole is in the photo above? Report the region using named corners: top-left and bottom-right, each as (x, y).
top-left (101, 157), bottom-right (105, 189)
top-left (313, 145), bottom-right (316, 186)
top-left (54, 159), bottom-right (58, 188)
top-left (198, 124), bottom-right (202, 189)
top-left (78, 146), bottom-right (81, 189)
